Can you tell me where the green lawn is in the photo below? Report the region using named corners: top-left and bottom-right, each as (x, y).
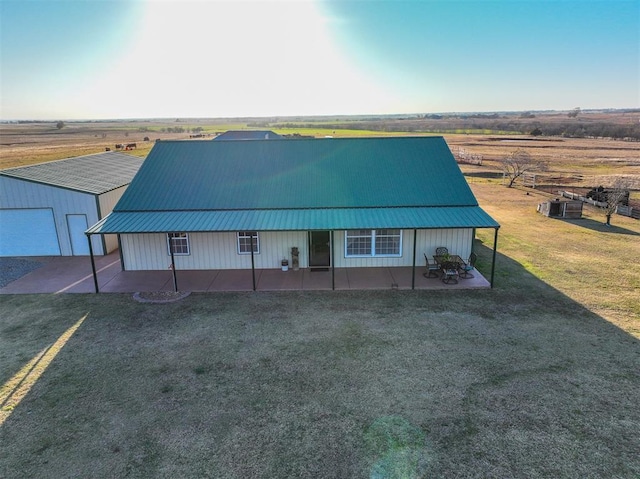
top-left (1, 183), bottom-right (639, 478)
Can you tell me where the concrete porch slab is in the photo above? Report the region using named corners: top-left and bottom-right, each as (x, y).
top-left (0, 250), bottom-right (491, 294)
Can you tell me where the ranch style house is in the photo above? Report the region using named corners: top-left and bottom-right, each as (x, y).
top-left (86, 136), bottom-right (500, 291)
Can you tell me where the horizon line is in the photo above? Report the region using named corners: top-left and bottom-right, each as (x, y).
top-left (2, 107), bottom-right (640, 123)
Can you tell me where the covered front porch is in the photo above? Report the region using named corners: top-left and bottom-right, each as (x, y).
top-left (1, 248), bottom-right (491, 294)
top-left (86, 227), bottom-right (499, 293)
top-left (91, 258), bottom-right (491, 293)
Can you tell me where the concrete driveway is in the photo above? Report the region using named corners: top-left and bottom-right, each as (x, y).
top-left (0, 251), bottom-right (122, 294)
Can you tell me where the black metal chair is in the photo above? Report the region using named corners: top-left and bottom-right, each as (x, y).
top-left (435, 246), bottom-right (449, 256)
top-left (423, 253), bottom-right (440, 278)
top-left (458, 252), bottom-right (477, 279)
top-left (441, 261), bottom-right (459, 284)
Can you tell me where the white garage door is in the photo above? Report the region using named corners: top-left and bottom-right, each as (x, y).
top-left (0, 209), bottom-right (61, 256)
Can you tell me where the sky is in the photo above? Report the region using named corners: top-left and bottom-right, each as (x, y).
top-left (1, 0), bottom-right (638, 120)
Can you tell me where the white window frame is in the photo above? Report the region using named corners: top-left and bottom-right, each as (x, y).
top-left (167, 232), bottom-right (190, 256)
top-left (237, 231), bottom-right (260, 255)
top-left (344, 229), bottom-right (402, 257)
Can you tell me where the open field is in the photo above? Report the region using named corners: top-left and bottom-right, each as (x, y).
top-left (3, 112), bottom-right (639, 176)
top-left (1, 180), bottom-right (639, 478)
top-left (2, 114), bottom-right (638, 206)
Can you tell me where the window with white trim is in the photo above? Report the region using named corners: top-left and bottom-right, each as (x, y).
top-left (167, 233), bottom-right (190, 255)
top-left (345, 229), bottom-right (402, 257)
top-left (237, 231), bottom-right (259, 254)
top-left (345, 229), bottom-right (372, 256)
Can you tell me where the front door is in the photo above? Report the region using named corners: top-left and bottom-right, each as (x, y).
top-left (309, 231), bottom-right (331, 269)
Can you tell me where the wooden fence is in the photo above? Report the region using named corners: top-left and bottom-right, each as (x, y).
top-left (561, 191), bottom-right (639, 219)
top-left (616, 205), bottom-right (640, 219)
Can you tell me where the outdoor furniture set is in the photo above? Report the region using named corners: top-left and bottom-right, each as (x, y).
top-left (423, 248), bottom-right (477, 284)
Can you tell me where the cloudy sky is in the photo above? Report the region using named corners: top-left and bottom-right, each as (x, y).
top-left (1, 0), bottom-right (638, 120)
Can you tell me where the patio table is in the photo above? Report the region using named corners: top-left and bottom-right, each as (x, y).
top-left (434, 255), bottom-right (463, 284)
top-left (434, 255), bottom-right (464, 267)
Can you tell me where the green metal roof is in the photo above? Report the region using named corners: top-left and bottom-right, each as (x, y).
top-left (1, 151), bottom-right (143, 195)
top-left (88, 137), bottom-right (499, 234)
top-left (88, 206), bottom-right (499, 234)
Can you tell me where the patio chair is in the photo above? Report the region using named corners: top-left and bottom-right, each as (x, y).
top-left (435, 246), bottom-right (449, 256)
top-left (423, 253), bottom-right (440, 278)
top-left (441, 261), bottom-right (459, 284)
top-left (458, 252), bottom-right (477, 279)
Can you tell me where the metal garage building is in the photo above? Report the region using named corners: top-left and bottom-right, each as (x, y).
top-left (0, 151), bottom-right (143, 257)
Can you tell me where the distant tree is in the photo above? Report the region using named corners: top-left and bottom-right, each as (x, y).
top-left (603, 179), bottom-right (631, 226)
top-left (567, 107), bottom-right (581, 118)
top-left (530, 127), bottom-right (543, 136)
top-left (499, 148), bottom-right (546, 188)
top-left (56, 121), bottom-right (65, 130)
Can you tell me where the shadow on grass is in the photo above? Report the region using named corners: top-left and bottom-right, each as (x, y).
top-left (0, 295), bottom-right (91, 387)
top-left (0, 248), bottom-right (638, 478)
top-left (557, 217), bottom-right (640, 236)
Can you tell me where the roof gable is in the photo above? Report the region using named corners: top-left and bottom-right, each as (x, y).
top-left (1, 151), bottom-right (144, 195)
top-left (116, 137), bottom-right (478, 212)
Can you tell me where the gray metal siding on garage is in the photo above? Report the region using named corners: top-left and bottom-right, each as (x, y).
top-left (0, 176), bottom-right (102, 256)
top-left (97, 185), bottom-right (128, 254)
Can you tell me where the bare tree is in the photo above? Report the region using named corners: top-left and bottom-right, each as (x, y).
top-left (499, 149), bottom-right (546, 188)
top-left (567, 107), bottom-right (581, 118)
top-left (603, 179), bottom-right (630, 226)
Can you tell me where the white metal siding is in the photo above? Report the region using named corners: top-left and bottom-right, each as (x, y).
top-left (417, 228), bottom-right (474, 262)
top-left (0, 208), bottom-right (61, 256)
top-left (120, 229), bottom-right (473, 270)
top-left (121, 231), bottom-right (309, 270)
top-left (0, 176), bottom-right (104, 256)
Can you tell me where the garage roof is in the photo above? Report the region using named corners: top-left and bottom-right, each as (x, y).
top-left (0, 151), bottom-right (144, 195)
